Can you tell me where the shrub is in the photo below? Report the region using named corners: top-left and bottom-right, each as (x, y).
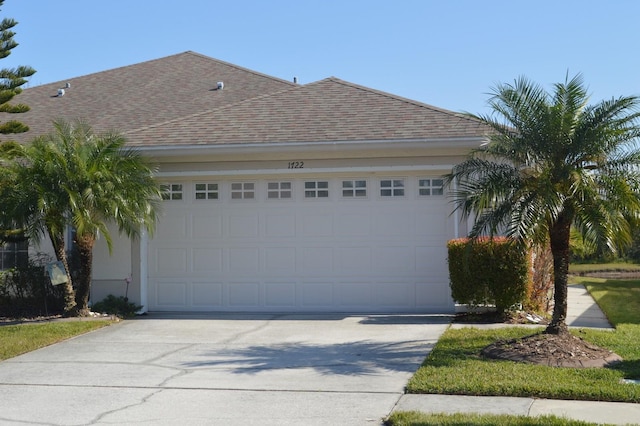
top-left (0, 253), bottom-right (65, 317)
top-left (91, 295), bottom-right (141, 318)
top-left (448, 237), bottom-right (531, 313)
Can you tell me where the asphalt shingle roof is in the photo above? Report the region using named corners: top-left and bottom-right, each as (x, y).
top-left (2, 51), bottom-right (488, 147)
top-left (3, 51), bottom-right (295, 143)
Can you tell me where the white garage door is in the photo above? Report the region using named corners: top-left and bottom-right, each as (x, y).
top-left (147, 175), bottom-right (455, 313)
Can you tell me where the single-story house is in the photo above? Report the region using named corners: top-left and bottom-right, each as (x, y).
top-left (3, 51), bottom-right (488, 313)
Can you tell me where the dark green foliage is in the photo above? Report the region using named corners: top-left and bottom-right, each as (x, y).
top-left (445, 74), bottom-right (640, 333)
top-left (0, 1), bottom-right (35, 137)
top-left (91, 295), bottom-right (141, 319)
top-left (448, 237), bottom-right (530, 313)
top-left (0, 254), bottom-right (65, 317)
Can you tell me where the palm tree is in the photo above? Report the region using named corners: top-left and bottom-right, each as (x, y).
top-left (2, 119), bottom-right (161, 315)
top-left (446, 74), bottom-right (640, 334)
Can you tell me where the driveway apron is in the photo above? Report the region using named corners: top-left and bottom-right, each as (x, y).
top-left (0, 314), bottom-right (450, 425)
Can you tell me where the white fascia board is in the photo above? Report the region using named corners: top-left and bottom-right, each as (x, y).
top-left (136, 137), bottom-right (487, 157)
top-left (156, 164), bottom-right (456, 178)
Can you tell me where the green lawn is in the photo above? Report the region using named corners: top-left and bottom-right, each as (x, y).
top-left (0, 321), bottom-right (113, 361)
top-left (569, 262), bottom-right (640, 274)
top-left (405, 277), bottom-right (640, 403)
top-left (386, 411), bottom-right (606, 426)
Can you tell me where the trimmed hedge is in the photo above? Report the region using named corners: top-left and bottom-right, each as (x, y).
top-left (448, 237), bottom-right (531, 313)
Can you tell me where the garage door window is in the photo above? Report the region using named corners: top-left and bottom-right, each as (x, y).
top-left (418, 178), bottom-right (444, 196)
top-left (231, 182), bottom-right (255, 199)
top-left (380, 179), bottom-right (404, 197)
top-left (342, 180), bottom-right (367, 197)
top-left (161, 183), bottom-right (183, 200)
top-left (195, 183), bottom-right (219, 200)
top-left (267, 182), bottom-right (292, 199)
top-left (305, 181), bottom-right (329, 198)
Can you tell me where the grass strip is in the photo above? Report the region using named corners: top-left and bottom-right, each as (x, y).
top-left (386, 411), bottom-right (606, 426)
top-left (0, 321), bottom-right (113, 361)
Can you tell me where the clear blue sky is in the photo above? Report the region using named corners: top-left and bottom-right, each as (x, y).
top-left (3, 0), bottom-right (639, 116)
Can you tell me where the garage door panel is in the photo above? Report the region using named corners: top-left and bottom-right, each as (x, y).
top-left (415, 210), bottom-right (449, 238)
top-left (374, 211), bottom-right (412, 237)
top-left (192, 282), bottom-right (224, 307)
top-left (192, 214), bottom-right (223, 239)
top-left (229, 282), bottom-right (260, 307)
top-left (265, 213), bottom-right (296, 237)
top-left (265, 282), bottom-right (297, 307)
top-left (299, 247), bottom-right (333, 272)
top-left (337, 247), bottom-right (371, 271)
top-left (264, 247), bottom-right (296, 271)
top-left (335, 213), bottom-right (370, 236)
top-left (228, 214), bottom-right (259, 238)
top-left (337, 281), bottom-right (372, 306)
top-left (156, 215), bottom-right (188, 239)
top-left (192, 248), bottom-right (223, 272)
top-left (416, 281), bottom-right (454, 309)
top-left (301, 281), bottom-right (334, 307)
top-left (156, 280), bottom-right (188, 307)
top-left (154, 248), bottom-right (187, 274)
top-left (301, 214), bottom-right (333, 237)
top-left (374, 281), bottom-right (414, 307)
top-left (373, 246), bottom-right (414, 272)
top-left (227, 248), bottom-right (260, 272)
top-left (415, 246), bottom-right (448, 276)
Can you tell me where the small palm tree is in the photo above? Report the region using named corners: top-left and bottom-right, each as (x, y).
top-left (2, 119), bottom-right (161, 315)
top-left (446, 74), bottom-right (640, 334)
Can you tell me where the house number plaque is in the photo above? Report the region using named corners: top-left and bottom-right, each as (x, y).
top-left (287, 161), bottom-right (304, 169)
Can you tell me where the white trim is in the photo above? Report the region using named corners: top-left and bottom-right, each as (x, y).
top-left (135, 137), bottom-right (488, 157)
top-left (453, 177), bottom-right (460, 238)
top-left (139, 229), bottom-right (148, 313)
top-left (157, 164), bottom-right (455, 178)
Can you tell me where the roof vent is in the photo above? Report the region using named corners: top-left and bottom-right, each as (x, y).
top-left (65, 82), bottom-right (71, 88)
top-left (293, 77), bottom-right (298, 84)
top-left (57, 88), bottom-right (65, 97)
top-left (216, 81), bottom-right (224, 90)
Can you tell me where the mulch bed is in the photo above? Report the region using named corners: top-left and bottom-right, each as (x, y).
top-left (481, 332), bottom-right (622, 368)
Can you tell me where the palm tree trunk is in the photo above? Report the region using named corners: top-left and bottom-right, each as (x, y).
top-left (49, 232), bottom-right (77, 315)
top-left (74, 234), bottom-right (94, 316)
top-left (546, 213), bottom-right (572, 335)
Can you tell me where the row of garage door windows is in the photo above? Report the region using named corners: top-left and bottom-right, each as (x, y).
top-left (160, 178), bottom-right (445, 201)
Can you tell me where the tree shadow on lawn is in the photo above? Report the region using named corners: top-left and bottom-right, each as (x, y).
top-left (610, 358), bottom-right (640, 379)
top-left (180, 340), bottom-right (436, 375)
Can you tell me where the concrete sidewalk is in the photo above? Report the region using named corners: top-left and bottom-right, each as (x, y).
top-left (393, 284), bottom-right (640, 426)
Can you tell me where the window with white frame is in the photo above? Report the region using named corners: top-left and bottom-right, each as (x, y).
top-left (160, 183), bottom-right (183, 200)
top-left (342, 180), bottom-right (367, 197)
top-left (194, 183), bottom-right (219, 200)
top-left (267, 181), bottom-right (292, 199)
top-left (231, 182), bottom-right (255, 199)
top-left (304, 181), bottom-right (329, 198)
top-left (380, 179), bottom-right (405, 197)
top-left (418, 178), bottom-right (444, 196)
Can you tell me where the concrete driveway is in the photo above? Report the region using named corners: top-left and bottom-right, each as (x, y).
top-left (0, 313), bottom-right (450, 425)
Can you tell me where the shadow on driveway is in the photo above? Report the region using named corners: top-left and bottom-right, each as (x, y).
top-left (181, 339), bottom-right (437, 375)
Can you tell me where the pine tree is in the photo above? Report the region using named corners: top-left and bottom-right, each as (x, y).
top-left (0, 0), bottom-right (35, 137)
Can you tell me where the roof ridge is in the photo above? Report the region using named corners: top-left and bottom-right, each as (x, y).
top-left (27, 51), bottom-right (297, 89)
top-left (182, 51), bottom-right (297, 87)
top-left (322, 76), bottom-right (483, 126)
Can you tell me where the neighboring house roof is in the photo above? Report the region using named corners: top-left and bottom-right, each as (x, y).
top-left (3, 51), bottom-right (295, 143)
top-left (2, 51), bottom-right (488, 147)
